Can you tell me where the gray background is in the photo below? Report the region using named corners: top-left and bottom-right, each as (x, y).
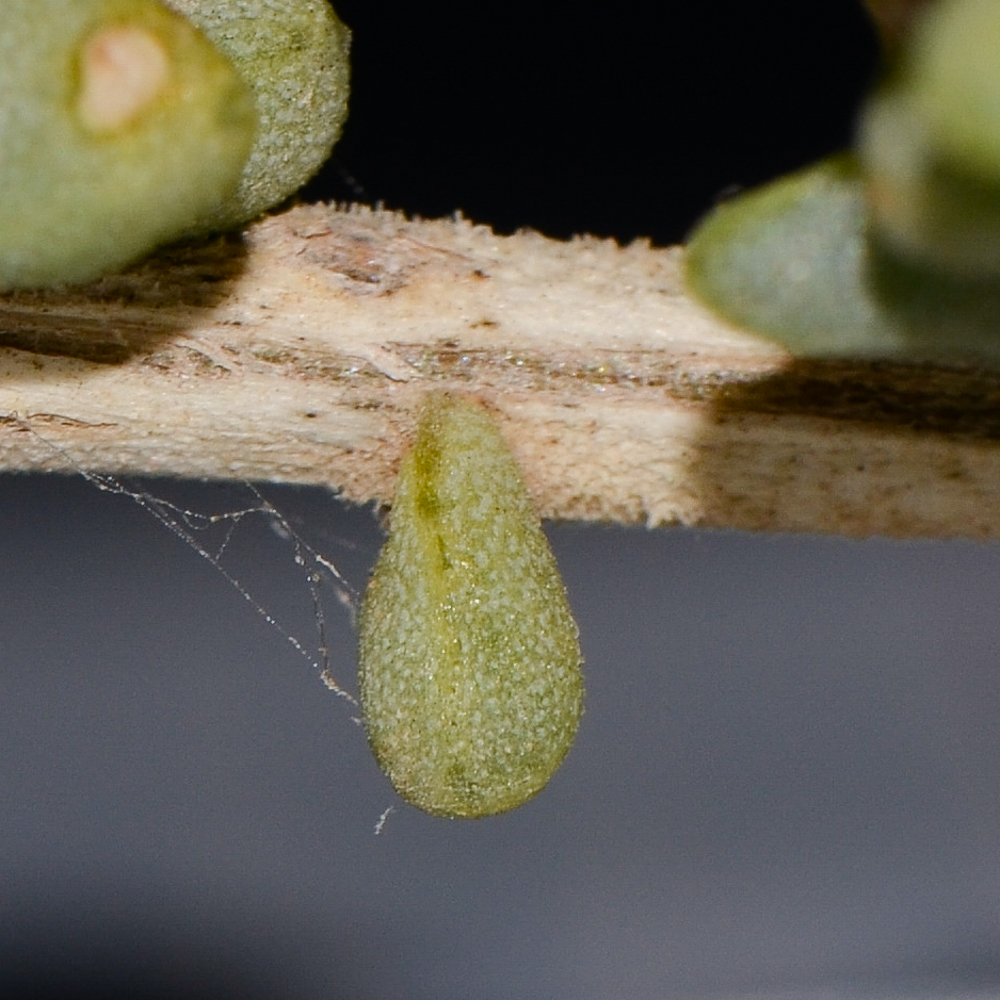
top-left (1, 472), bottom-right (999, 999)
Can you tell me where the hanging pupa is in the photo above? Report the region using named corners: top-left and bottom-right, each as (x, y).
top-left (358, 394), bottom-right (584, 819)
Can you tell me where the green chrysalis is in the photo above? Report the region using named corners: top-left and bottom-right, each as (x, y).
top-left (163, 0), bottom-right (351, 231)
top-left (358, 394), bottom-right (584, 819)
top-left (0, 0), bottom-right (256, 291)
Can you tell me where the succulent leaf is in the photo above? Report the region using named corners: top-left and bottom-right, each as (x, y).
top-left (0, 0), bottom-right (255, 291)
top-left (686, 0), bottom-right (1000, 363)
top-left (859, 0), bottom-right (1000, 277)
top-left (164, 0), bottom-right (351, 230)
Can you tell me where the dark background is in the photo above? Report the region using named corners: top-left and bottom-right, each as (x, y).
top-left (313, 0), bottom-right (876, 243)
top-left (6, 2), bottom-right (1000, 999)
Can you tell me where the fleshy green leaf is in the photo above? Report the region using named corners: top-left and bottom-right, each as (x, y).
top-left (686, 0), bottom-right (1000, 365)
top-left (859, 0), bottom-right (1000, 277)
top-left (0, 0), bottom-right (255, 291)
top-left (358, 394), bottom-right (583, 819)
top-left (685, 156), bottom-right (1000, 367)
top-left (164, 0), bottom-right (351, 230)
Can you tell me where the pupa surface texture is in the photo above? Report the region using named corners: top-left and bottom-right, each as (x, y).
top-left (359, 395), bottom-right (583, 819)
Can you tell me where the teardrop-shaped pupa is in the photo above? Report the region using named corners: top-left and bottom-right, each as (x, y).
top-left (358, 394), bottom-right (583, 819)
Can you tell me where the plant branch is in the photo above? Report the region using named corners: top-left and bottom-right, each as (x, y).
top-left (1, 202), bottom-right (999, 539)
